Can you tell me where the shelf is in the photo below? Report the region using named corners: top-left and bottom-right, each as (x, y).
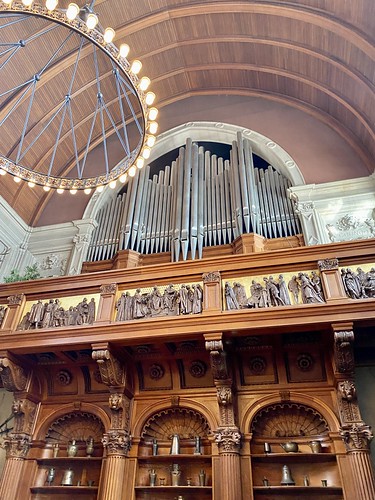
top-left (135, 486), bottom-right (212, 491)
top-left (137, 454), bottom-right (211, 462)
top-left (36, 457), bottom-right (102, 465)
top-left (253, 486), bottom-right (342, 494)
top-left (30, 486), bottom-right (98, 494)
top-left (251, 453), bottom-right (337, 463)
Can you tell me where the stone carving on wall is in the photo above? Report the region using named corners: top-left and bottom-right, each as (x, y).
top-left (341, 267), bottom-right (375, 299)
top-left (35, 253), bottom-right (68, 277)
top-left (0, 305), bottom-right (7, 327)
top-left (115, 283), bottom-right (203, 321)
top-left (326, 213), bottom-right (375, 242)
top-left (224, 271), bottom-right (324, 310)
top-left (17, 297), bottom-right (96, 330)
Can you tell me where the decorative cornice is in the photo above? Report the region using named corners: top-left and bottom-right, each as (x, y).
top-left (102, 429), bottom-right (131, 456)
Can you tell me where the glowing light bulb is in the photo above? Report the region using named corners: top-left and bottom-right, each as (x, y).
top-left (145, 92), bottom-right (156, 105)
top-left (22, 0), bottom-right (33, 7)
top-left (45, 0), bottom-right (58, 11)
top-left (119, 174), bottom-right (127, 183)
top-left (86, 13), bottom-right (98, 30)
top-left (142, 147), bottom-right (151, 159)
top-left (129, 166), bottom-right (136, 177)
top-left (130, 60), bottom-right (142, 75)
top-left (2, 0), bottom-right (13, 5)
top-left (66, 3), bottom-right (79, 20)
top-left (14, 176), bottom-right (21, 183)
top-left (139, 76), bottom-right (150, 91)
top-left (136, 157), bottom-right (144, 169)
top-left (109, 180), bottom-right (116, 189)
top-left (57, 188), bottom-right (64, 194)
top-left (28, 181), bottom-right (35, 188)
top-left (0, 169), bottom-right (6, 176)
top-left (148, 107), bottom-right (158, 120)
top-left (96, 185), bottom-right (104, 192)
top-left (119, 44), bottom-right (130, 58)
top-left (103, 27), bottom-right (115, 44)
top-left (149, 121), bottom-right (158, 134)
top-left (43, 185), bottom-right (51, 192)
top-left (84, 188), bottom-right (92, 194)
top-left (147, 135), bottom-right (156, 147)
top-left (70, 189), bottom-right (77, 195)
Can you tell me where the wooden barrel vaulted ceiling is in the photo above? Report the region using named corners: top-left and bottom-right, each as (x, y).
top-left (0, 0), bottom-right (374, 226)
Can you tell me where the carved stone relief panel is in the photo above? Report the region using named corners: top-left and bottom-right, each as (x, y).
top-left (17, 294), bottom-right (99, 330)
top-left (35, 253), bottom-right (68, 278)
top-left (340, 263), bottom-right (375, 299)
top-left (223, 270), bottom-right (324, 311)
top-left (326, 213), bottom-right (375, 243)
top-left (114, 282), bottom-right (203, 321)
top-left (0, 305), bottom-right (7, 327)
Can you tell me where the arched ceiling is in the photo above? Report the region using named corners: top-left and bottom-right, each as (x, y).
top-left (0, 0), bottom-right (374, 226)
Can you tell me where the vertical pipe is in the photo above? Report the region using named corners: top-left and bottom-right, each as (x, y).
top-left (190, 142), bottom-right (199, 260)
top-left (181, 138), bottom-right (192, 260)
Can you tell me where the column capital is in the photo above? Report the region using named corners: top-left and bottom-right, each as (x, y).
top-left (340, 423), bottom-right (373, 452)
top-left (102, 429), bottom-right (131, 456)
top-left (214, 427), bottom-right (241, 454)
top-left (3, 433), bottom-right (31, 459)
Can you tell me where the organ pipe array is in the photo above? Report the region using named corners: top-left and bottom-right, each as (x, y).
top-left (87, 133), bottom-right (301, 262)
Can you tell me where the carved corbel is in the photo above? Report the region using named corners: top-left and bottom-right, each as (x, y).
top-left (0, 356), bottom-right (28, 392)
top-left (92, 348), bottom-right (125, 387)
top-left (12, 398), bottom-right (38, 435)
top-left (205, 339), bottom-right (229, 381)
top-left (214, 426), bottom-right (241, 454)
top-left (102, 429), bottom-right (131, 456)
top-left (340, 423), bottom-right (373, 452)
top-left (108, 392), bottom-right (130, 430)
top-left (333, 330), bottom-right (355, 374)
top-left (2, 433), bottom-right (31, 459)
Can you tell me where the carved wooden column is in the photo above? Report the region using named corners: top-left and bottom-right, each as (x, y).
top-left (0, 355), bottom-right (37, 500)
top-left (2, 294), bottom-right (25, 330)
top-left (202, 271), bottom-right (221, 313)
top-left (318, 258), bottom-right (347, 301)
top-left (332, 325), bottom-right (375, 500)
top-left (205, 334), bottom-right (242, 500)
top-left (95, 284), bottom-right (118, 324)
top-left (92, 345), bottom-right (132, 500)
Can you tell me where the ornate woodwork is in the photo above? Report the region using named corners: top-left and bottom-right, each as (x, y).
top-left (46, 412), bottom-right (105, 444)
top-left (92, 348), bottom-right (125, 387)
top-left (0, 356), bottom-right (28, 392)
top-left (141, 408), bottom-right (210, 441)
top-left (333, 330), bottom-right (355, 374)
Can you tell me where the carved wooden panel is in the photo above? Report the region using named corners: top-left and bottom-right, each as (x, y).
top-left (47, 368), bottom-right (78, 396)
top-left (177, 358), bottom-right (213, 389)
top-left (284, 347), bottom-right (326, 383)
top-left (137, 360), bottom-right (173, 391)
top-left (237, 346), bottom-right (277, 385)
top-left (251, 403), bottom-right (329, 437)
top-left (81, 365), bottom-right (108, 394)
top-left (46, 412), bottom-right (105, 444)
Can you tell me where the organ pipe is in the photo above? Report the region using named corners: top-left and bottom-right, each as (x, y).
top-left (88, 137), bottom-right (302, 262)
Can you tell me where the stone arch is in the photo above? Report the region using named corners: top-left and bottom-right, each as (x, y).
top-left (241, 392), bottom-right (340, 436)
top-left (83, 121), bottom-right (305, 220)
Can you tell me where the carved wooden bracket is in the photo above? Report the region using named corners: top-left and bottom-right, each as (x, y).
top-left (333, 330), bottom-right (355, 374)
top-left (0, 356), bottom-right (28, 392)
top-left (92, 348), bottom-right (125, 387)
top-left (214, 426), bottom-right (241, 454)
top-left (340, 423), bottom-right (373, 452)
top-left (108, 392), bottom-right (130, 430)
top-left (205, 339), bottom-right (229, 381)
top-left (12, 398), bottom-right (38, 435)
top-left (337, 379), bottom-right (362, 425)
top-left (102, 429), bottom-right (131, 456)
top-left (3, 433), bottom-right (31, 459)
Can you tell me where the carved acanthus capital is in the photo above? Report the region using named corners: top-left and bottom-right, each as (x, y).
top-left (340, 424), bottom-right (373, 452)
top-left (202, 271), bottom-right (221, 284)
top-left (7, 294), bottom-right (25, 306)
top-left (0, 357), bottom-right (28, 391)
top-left (2, 433), bottom-right (31, 458)
top-left (92, 349), bottom-right (125, 387)
top-left (295, 201), bottom-right (315, 215)
top-left (102, 429), bottom-right (131, 456)
top-left (334, 330), bottom-right (355, 373)
top-left (318, 258), bottom-right (339, 271)
top-left (12, 399), bottom-right (38, 435)
top-left (100, 283), bottom-right (117, 296)
top-left (214, 427), bottom-right (241, 454)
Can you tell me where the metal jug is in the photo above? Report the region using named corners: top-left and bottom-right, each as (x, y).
top-left (308, 440), bottom-right (322, 453)
top-left (280, 441), bottom-right (298, 453)
top-left (170, 434), bottom-right (180, 455)
top-left (61, 467), bottom-right (74, 486)
top-left (280, 465), bottom-right (295, 485)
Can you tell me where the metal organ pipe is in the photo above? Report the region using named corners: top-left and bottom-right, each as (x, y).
top-left (87, 136), bottom-right (301, 263)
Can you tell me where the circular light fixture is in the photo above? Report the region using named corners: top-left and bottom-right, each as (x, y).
top-left (0, 3), bottom-right (158, 191)
top-left (142, 147), bottom-right (151, 159)
top-left (70, 189), bottom-right (77, 195)
top-left (96, 185), bottom-right (104, 192)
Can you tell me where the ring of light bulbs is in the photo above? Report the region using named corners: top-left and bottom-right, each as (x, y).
top-left (0, 1), bottom-right (158, 194)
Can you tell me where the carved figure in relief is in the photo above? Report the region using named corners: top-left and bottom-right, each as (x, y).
top-left (149, 286), bottom-right (163, 315)
top-left (192, 284), bottom-right (203, 314)
top-left (224, 282), bottom-right (239, 310)
top-left (163, 284), bottom-right (178, 314)
top-left (28, 300), bottom-right (44, 328)
top-left (133, 289), bottom-right (145, 319)
top-left (278, 275), bottom-right (291, 305)
top-left (77, 298), bottom-right (89, 324)
top-left (116, 293), bottom-right (127, 321)
top-left (185, 285), bottom-right (193, 314)
top-left (298, 273), bottom-right (324, 303)
top-left (41, 299), bottom-right (54, 328)
top-left (264, 276), bottom-right (285, 306)
top-left (0, 306), bottom-right (6, 326)
top-left (178, 285), bottom-right (189, 314)
top-left (249, 280), bottom-right (269, 308)
top-left (356, 268), bottom-right (367, 287)
top-left (288, 276), bottom-right (300, 304)
top-left (88, 298), bottom-right (96, 324)
top-left (341, 269), bottom-right (364, 299)
top-left (364, 268), bottom-right (375, 297)
top-left (233, 282), bottom-right (248, 308)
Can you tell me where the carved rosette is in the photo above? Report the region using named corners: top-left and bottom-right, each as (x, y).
top-left (0, 357), bottom-right (28, 392)
top-left (100, 283), bottom-right (117, 296)
top-left (202, 271), bottom-right (221, 283)
top-left (318, 258), bottom-right (339, 271)
top-left (102, 430), bottom-right (131, 456)
top-left (3, 433), bottom-right (31, 459)
top-left (92, 349), bottom-right (125, 387)
top-left (214, 427), bottom-right (241, 454)
top-left (340, 424), bottom-right (373, 452)
top-left (334, 330), bottom-right (355, 373)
